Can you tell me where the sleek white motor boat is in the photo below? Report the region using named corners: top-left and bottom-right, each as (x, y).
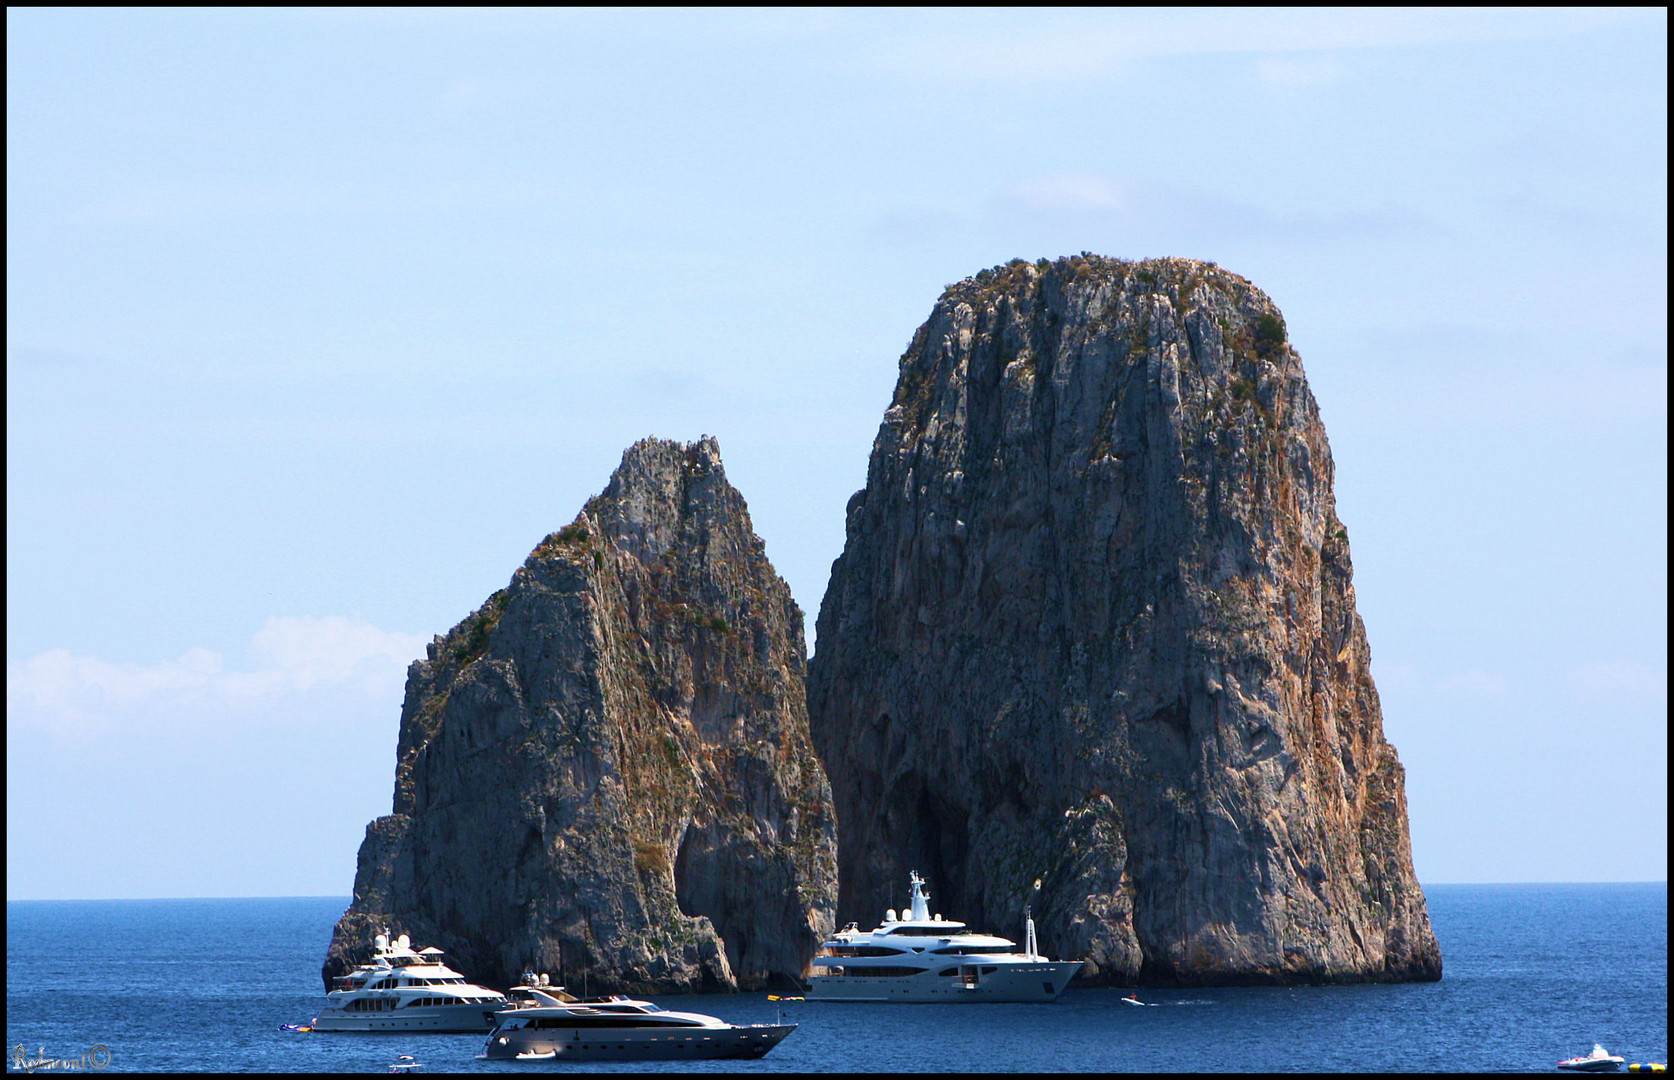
top-left (477, 983), bottom-right (795, 1062)
top-left (806, 871), bottom-right (1083, 1002)
top-left (310, 931), bottom-right (507, 1032)
top-left (1558, 1044), bottom-right (1626, 1072)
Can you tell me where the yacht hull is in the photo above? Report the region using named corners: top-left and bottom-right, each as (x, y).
top-left (479, 1023), bottom-right (796, 1061)
top-left (309, 1002), bottom-right (501, 1032)
top-left (807, 960), bottom-right (1082, 1002)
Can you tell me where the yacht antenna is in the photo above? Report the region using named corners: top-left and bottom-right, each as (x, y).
top-left (1025, 877), bottom-right (1043, 960)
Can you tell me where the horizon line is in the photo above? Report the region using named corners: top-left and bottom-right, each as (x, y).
top-left (6, 881), bottom-right (1668, 903)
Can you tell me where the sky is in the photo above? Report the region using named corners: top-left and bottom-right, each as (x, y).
top-left (7, 8), bottom-right (1665, 900)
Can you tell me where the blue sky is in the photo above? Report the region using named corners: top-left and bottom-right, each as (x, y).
top-left (7, 9), bottom-right (1665, 899)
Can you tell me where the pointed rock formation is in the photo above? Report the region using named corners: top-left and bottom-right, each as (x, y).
top-left (807, 256), bottom-right (1441, 985)
top-left (325, 436), bottom-right (838, 994)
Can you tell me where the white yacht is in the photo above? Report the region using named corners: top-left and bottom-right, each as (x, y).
top-left (807, 871), bottom-right (1083, 1002)
top-left (478, 982), bottom-right (796, 1062)
top-left (310, 931), bottom-right (507, 1032)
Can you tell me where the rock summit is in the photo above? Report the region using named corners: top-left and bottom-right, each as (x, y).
top-left (807, 255), bottom-right (1442, 985)
top-left (325, 436), bottom-right (838, 993)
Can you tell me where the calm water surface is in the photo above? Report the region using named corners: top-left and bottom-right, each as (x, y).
top-left (6, 884), bottom-right (1665, 1072)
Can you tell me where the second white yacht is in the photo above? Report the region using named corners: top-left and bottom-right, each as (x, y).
top-left (807, 872), bottom-right (1083, 1002)
top-left (479, 982), bottom-right (796, 1062)
top-left (311, 931), bottom-right (507, 1032)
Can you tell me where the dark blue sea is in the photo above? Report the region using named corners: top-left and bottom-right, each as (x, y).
top-left (6, 885), bottom-right (1665, 1073)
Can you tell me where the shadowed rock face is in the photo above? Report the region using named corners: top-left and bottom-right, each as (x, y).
top-left (807, 256), bottom-right (1441, 985)
top-left (324, 436), bottom-right (838, 994)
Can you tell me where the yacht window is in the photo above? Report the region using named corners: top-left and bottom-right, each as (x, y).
top-left (829, 945), bottom-right (907, 957)
top-left (532, 1016), bottom-right (701, 1029)
top-left (884, 926), bottom-right (959, 936)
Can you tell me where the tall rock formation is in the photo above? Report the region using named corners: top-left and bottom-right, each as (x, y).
top-left (326, 436), bottom-right (838, 994)
top-left (807, 255), bottom-right (1441, 985)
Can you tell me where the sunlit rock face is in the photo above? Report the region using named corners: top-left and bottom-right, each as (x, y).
top-left (807, 255), bottom-right (1441, 986)
top-left (325, 436), bottom-right (838, 994)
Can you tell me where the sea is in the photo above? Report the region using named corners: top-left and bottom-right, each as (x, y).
top-left (5, 884), bottom-right (1665, 1073)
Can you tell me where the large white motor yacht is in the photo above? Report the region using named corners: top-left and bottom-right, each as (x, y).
top-left (807, 871), bottom-right (1084, 1002)
top-left (478, 983), bottom-right (796, 1062)
top-left (310, 931), bottom-right (507, 1032)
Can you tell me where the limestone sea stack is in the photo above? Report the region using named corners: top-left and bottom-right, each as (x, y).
top-left (807, 256), bottom-right (1442, 985)
top-left (325, 436), bottom-right (838, 993)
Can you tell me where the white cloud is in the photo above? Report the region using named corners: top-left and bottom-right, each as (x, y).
top-left (991, 170), bottom-right (1436, 248)
top-left (871, 9), bottom-right (1659, 85)
top-left (247, 615), bottom-right (427, 692)
top-left (1255, 54), bottom-right (1344, 88)
top-left (7, 617), bottom-right (426, 737)
top-left (1435, 669), bottom-right (1513, 699)
top-left (64, 177), bottom-right (545, 227)
top-left (64, 183), bottom-right (310, 226)
top-left (1336, 340), bottom-right (1668, 433)
top-left (1007, 172), bottom-right (1131, 214)
top-left (1566, 660), bottom-right (1668, 708)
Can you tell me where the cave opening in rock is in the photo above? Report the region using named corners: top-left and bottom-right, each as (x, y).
top-left (913, 785), bottom-right (971, 921)
top-left (672, 823), bottom-right (704, 919)
top-left (672, 822), bottom-right (747, 981)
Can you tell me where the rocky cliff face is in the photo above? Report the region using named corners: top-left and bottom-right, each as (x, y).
top-left (807, 255), bottom-right (1441, 985)
top-left (325, 436), bottom-right (838, 993)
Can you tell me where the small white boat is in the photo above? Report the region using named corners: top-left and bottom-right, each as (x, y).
top-left (387, 1054), bottom-right (423, 1073)
top-left (1559, 1044), bottom-right (1626, 1072)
